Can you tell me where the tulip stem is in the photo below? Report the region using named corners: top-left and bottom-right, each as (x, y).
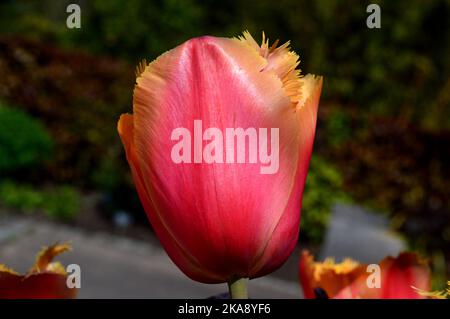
top-left (227, 277), bottom-right (248, 299)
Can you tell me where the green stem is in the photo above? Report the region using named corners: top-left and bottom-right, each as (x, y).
top-left (227, 277), bottom-right (248, 299)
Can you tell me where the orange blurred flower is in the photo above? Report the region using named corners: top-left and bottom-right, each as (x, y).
top-left (0, 243), bottom-right (77, 299)
top-left (414, 281), bottom-right (450, 299)
top-left (299, 250), bottom-right (430, 299)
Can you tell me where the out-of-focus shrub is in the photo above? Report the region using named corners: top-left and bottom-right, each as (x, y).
top-left (0, 102), bottom-right (53, 173)
top-left (0, 180), bottom-right (80, 221)
top-left (0, 0), bottom-right (204, 61)
top-left (331, 119), bottom-right (450, 269)
top-left (43, 185), bottom-right (80, 220)
top-left (300, 155), bottom-right (349, 245)
top-left (0, 180), bottom-right (43, 212)
top-left (323, 108), bottom-right (353, 148)
top-left (3, 0), bottom-right (447, 131)
top-left (0, 37), bottom-right (133, 188)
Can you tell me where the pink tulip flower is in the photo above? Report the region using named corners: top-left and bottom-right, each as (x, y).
top-left (118, 31), bottom-right (322, 288)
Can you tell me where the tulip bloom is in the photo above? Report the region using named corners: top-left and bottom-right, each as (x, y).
top-left (118, 31), bottom-right (322, 287)
top-left (299, 250), bottom-right (430, 299)
top-left (0, 243), bottom-right (77, 299)
top-left (415, 281), bottom-right (450, 299)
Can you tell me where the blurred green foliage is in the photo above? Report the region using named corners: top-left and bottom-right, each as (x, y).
top-left (0, 181), bottom-right (42, 212)
top-left (323, 108), bottom-right (353, 148)
top-left (0, 37), bottom-right (133, 187)
top-left (0, 102), bottom-right (53, 173)
top-left (301, 155), bottom-right (349, 244)
top-left (332, 120), bottom-right (450, 254)
top-left (0, 180), bottom-right (80, 220)
top-left (1, 0), bottom-right (448, 130)
top-left (43, 185), bottom-right (80, 220)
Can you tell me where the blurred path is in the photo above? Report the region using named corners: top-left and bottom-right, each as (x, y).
top-left (0, 203), bottom-right (406, 298)
top-left (320, 204), bottom-right (406, 263)
top-left (0, 214), bottom-right (300, 299)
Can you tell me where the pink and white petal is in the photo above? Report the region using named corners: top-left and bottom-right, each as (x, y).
top-left (131, 36), bottom-right (309, 280)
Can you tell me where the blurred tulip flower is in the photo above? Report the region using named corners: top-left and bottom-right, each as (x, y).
top-left (414, 281), bottom-right (450, 299)
top-left (299, 250), bottom-right (431, 299)
top-left (118, 31), bottom-right (322, 296)
top-left (0, 243), bottom-right (77, 299)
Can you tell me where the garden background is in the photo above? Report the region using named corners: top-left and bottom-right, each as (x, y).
top-left (0, 0), bottom-right (448, 294)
